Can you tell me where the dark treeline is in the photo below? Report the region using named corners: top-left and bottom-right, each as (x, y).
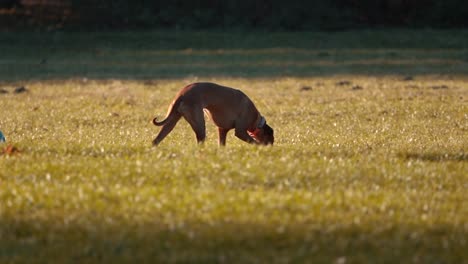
top-left (1, 0), bottom-right (468, 30)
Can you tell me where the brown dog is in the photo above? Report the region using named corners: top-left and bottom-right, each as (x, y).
top-left (152, 82), bottom-right (274, 146)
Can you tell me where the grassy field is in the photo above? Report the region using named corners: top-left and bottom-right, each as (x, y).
top-left (0, 30), bottom-right (467, 263)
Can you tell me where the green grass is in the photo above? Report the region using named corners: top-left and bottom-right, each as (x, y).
top-left (1, 29), bottom-right (468, 80)
top-left (0, 30), bottom-right (467, 263)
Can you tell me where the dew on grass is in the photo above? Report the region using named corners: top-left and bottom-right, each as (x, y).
top-left (1, 76), bottom-right (467, 263)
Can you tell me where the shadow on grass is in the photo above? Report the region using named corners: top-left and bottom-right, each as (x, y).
top-left (0, 217), bottom-right (465, 263)
top-left (1, 30), bottom-right (468, 81)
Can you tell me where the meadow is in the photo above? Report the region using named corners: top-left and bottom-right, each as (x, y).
top-left (0, 30), bottom-right (467, 263)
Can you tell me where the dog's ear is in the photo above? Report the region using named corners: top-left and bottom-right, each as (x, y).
top-left (264, 124), bottom-right (273, 136)
top-left (263, 124), bottom-right (274, 145)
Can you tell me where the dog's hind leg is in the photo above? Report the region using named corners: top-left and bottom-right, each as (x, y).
top-left (181, 106), bottom-right (206, 144)
top-left (152, 114), bottom-right (182, 146)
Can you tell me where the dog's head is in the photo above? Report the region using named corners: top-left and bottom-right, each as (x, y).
top-left (250, 123), bottom-right (274, 145)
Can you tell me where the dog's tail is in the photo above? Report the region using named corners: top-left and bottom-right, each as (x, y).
top-left (152, 106), bottom-right (175, 126)
top-left (152, 116), bottom-right (167, 126)
top-left (153, 83), bottom-right (196, 127)
top-left (152, 98), bottom-right (182, 126)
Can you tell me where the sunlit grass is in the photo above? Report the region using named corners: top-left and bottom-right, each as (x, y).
top-left (1, 74), bottom-right (467, 263)
top-left (1, 30), bottom-right (467, 262)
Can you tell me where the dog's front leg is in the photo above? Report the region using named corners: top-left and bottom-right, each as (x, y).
top-left (218, 128), bottom-right (229, 146)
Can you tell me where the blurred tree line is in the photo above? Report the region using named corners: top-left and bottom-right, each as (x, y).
top-left (1, 0), bottom-right (467, 30)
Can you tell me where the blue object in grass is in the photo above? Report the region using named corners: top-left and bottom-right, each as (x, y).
top-left (0, 130), bottom-right (5, 142)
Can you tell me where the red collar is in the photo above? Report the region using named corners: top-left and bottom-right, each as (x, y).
top-left (248, 115), bottom-right (265, 132)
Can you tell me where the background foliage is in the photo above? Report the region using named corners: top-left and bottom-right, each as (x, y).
top-left (1, 0), bottom-right (468, 30)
